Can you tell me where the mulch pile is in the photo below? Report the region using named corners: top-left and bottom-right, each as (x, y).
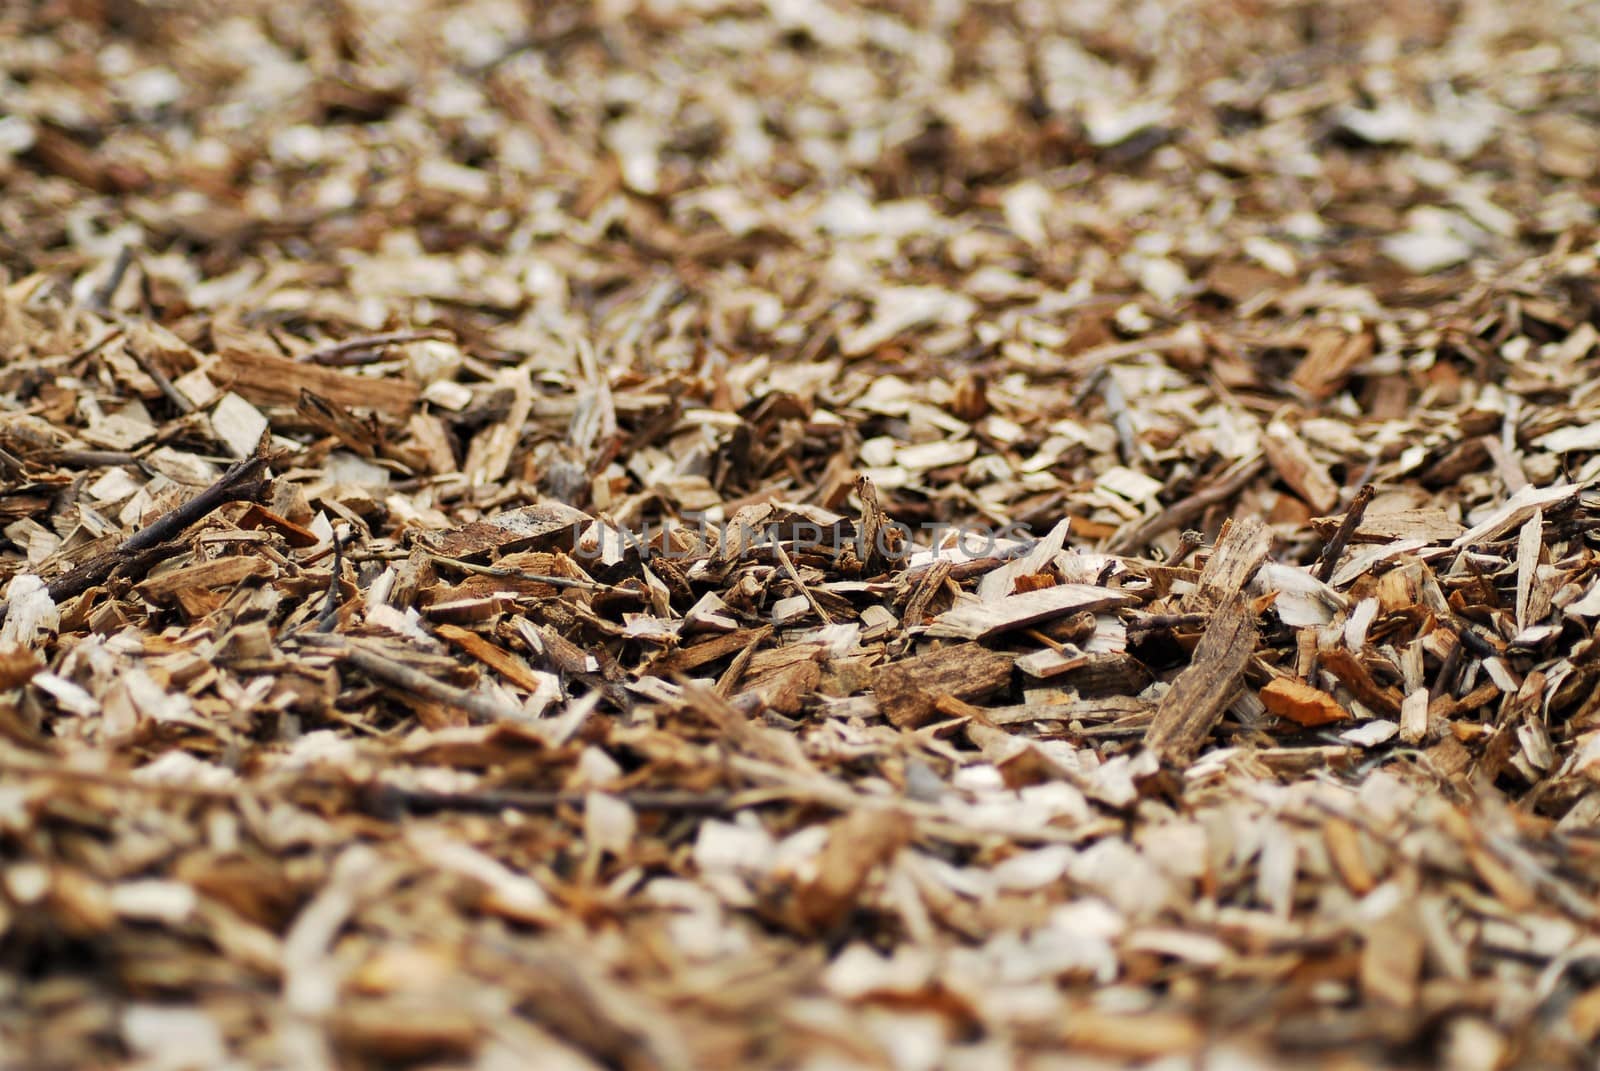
top-left (4, 1), bottom-right (1600, 1068)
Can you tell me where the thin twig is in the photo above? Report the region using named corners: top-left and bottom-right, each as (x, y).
top-left (1098, 370), bottom-right (1139, 464)
top-left (1166, 529), bottom-right (1205, 568)
top-left (304, 636), bottom-right (531, 723)
top-left (366, 784), bottom-right (736, 816)
top-left (1124, 611), bottom-right (1212, 633)
top-left (301, 329), bottom-right (452, 366)
top-left (126, 343), bottom-right (196, 414)
top-left (346, 549), bottom-right (410, 563)
top-left (1054, 330), bottom-right (1200, 378)
top-left (770, 537), bottom-right (832, 624)
top-left (1105, 454), bottom-right (1265, 555)
top-left (315, 529), bottom-right (348, 632)
top-left (92, 244), bottom-right (136, 312)
top-left (38, 449), bottom-right (144, 468)
top-left (0, 444), bottom-right (28, 479)
top-left (1314, 483), bottom-right (1374, 583)
top-left (69, 326), bottom-right (124, 362)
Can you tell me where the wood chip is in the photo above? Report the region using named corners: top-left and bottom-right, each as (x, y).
top-left (870, 643), bottom-right (1015, 728)
top-left (926, 584), bottom-right (1136, 639)
top-left (1144, 593), bottom-right (1257, 763)
top-left (1261, 678), bottom-right (1350, 726)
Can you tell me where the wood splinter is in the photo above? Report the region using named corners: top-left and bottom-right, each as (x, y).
top-left (1142, 593), bottom-right (1258, 764)
top-left (1143, 517), bottom-right (1273, 764)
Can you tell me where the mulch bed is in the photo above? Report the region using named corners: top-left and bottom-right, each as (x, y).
top-left (4, 1), bottom-right (1600, 1068)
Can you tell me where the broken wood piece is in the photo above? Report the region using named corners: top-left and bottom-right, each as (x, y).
top-left (1290, 328), bottom-right (1372, 400)
top-left (770, 536), bottom-right (832, 624)
top-left (1318, 647), bottom-right (1404, 717)
top-left (679, 680), bottom-right (817, 773)
top-left (429, 552), bottom-right (605, 593)
top-left (434, 623), bottom-right (551, 693)
top-left (299, 329), bottom-right (452, 366)
top-left (1308, 506), bottom-right (1464, 545)
top-left (925, 583), bottom-right (1135, 639)
top-left (1323, 818), bottom-right (1378, 894)
top-left (236, 502), bottom-right (322, 548)
top-left (789, 808), bottom-right (909, 933)
top-left (216, 346), bottom-right (420, 414)
top-left (1166, 529), bottom-right (1204, 568)
top-left (1360, 904), bottom-right (1425, 1009)
top-left (735, 655), bottom-right (822, 715)
top-left (135, 554), bottom-right (276, 603)
top-left (871, 642), bottom-right (1015, 728)
top-left (1451, 483), bottom-right (1578, 548)
top-left (1400, 688), bottom-right (1430, 743)
top-left (1143, 592), bottom-right (1257, 763)
top-left (419, 503), bottom-right (592, 560)
top-left (1197, 516), bottom-right (1273, 600)
top-left (1261, 677), bottom-right (1349, 726)
top-left (1264, 416), bottom-right (1340, 513)
top-left (1015, 646), bottom-right (1089, 679)
top-left (647, 627), bottom-right (773, 675)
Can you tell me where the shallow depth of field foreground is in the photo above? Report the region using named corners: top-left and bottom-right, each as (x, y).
top-left (3, 1), bottom-right (1600, 1068)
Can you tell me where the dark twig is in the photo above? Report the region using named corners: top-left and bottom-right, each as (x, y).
top-left (1166, 529), bottom-right (1205, 568)
top-left (0, 444), bottom-right (28, 479)
top-left (365, 783), bottom-right (735, 818)
top-left (70, 326), bottom-right (124, 362)
top-left (301, 329), bottom-right (452, 366)
top-left (126, 344), bottom-right (196, 414)
top-left (39, 449), bottom-right (144, 469)
top-left (303, 636), bottom-right (531, 722)
top-left (0, 455), bottom-right (270, 622)
top-left (315, 528), bottom-right (348, 632)
top-left (1106, 454), bottom-right (1265, 555)
top-left (1125, 611), bottom-right (1212, 634)
top-left (1451, 619), bottom-right (1502, 659)
top-left (92, 244), bottom-right (136, 312)
top-left (1314, 483), bottom-right (1374, 583)
top-left (1100, 371), bottom-right (1139, 464)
